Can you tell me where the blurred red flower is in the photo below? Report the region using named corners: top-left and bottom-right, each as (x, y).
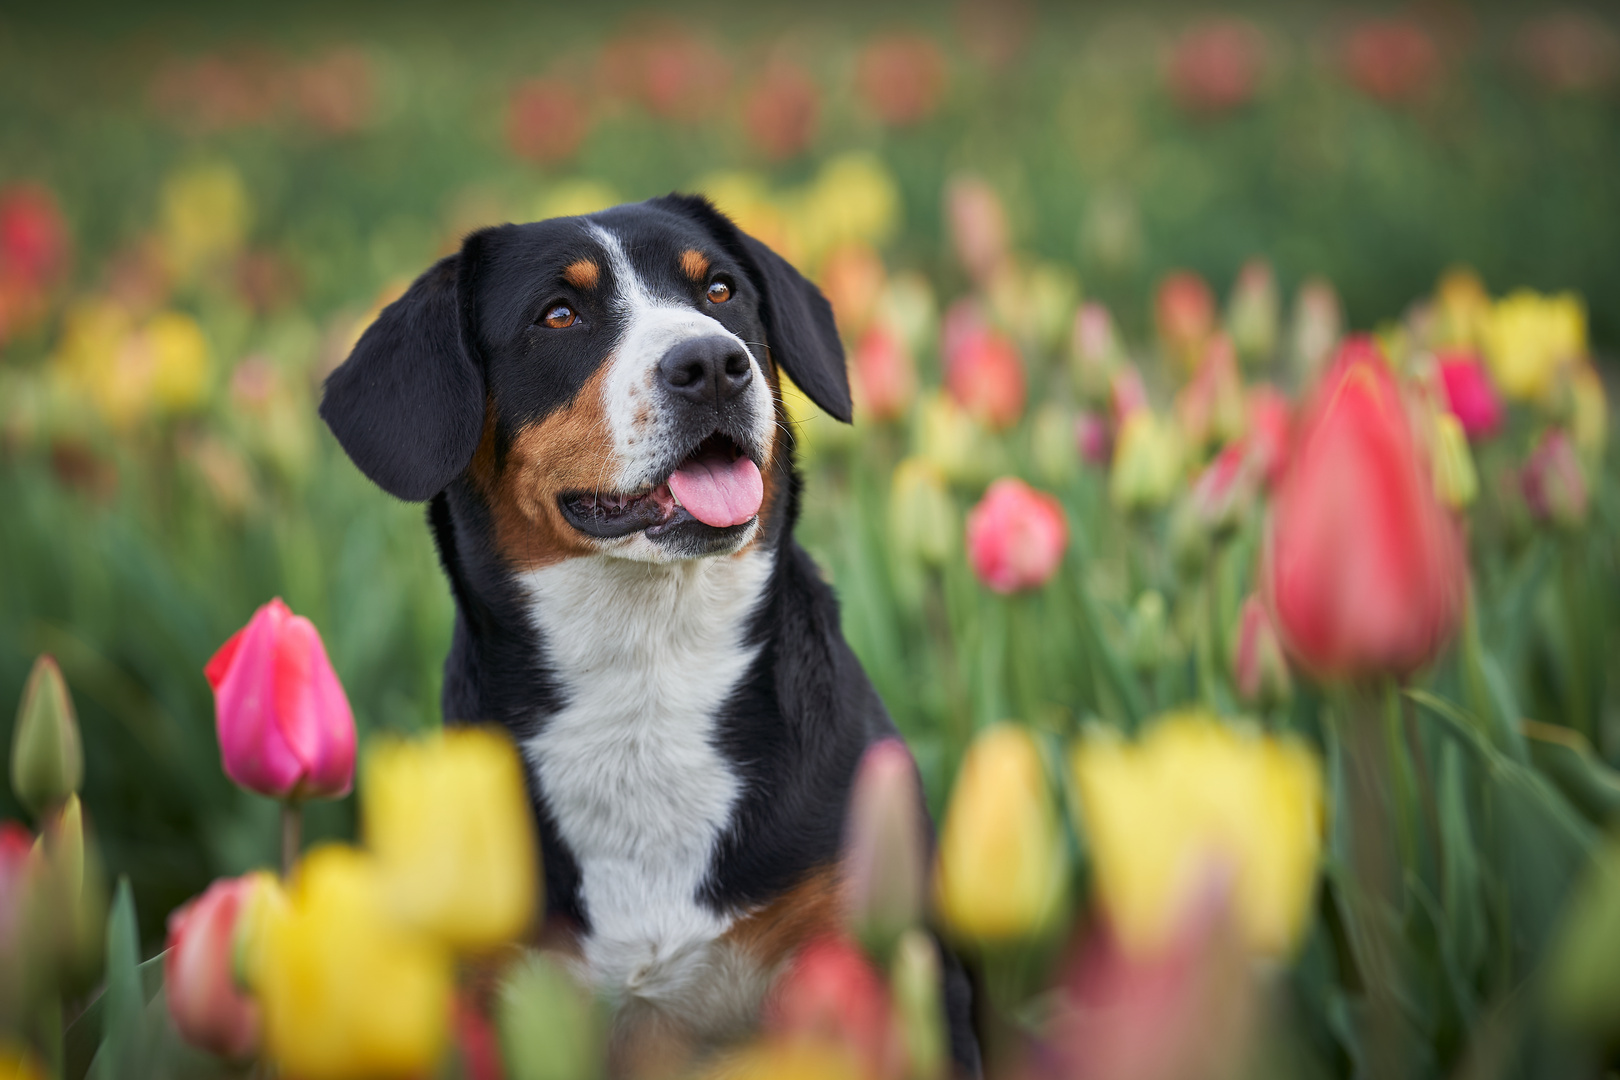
top-left (944, 176), bottom-right (1009, 284)
top-left (293, 48), bottom-right (375, 135)
top-left (853, 326), bottom-right (916, 424)
top-left (165, 875), bottom-right (261, 1061)
top-left (1167, 19), bottom-right (1267, 116)
top-left (966, 478), bottom-right (1068, 594)
top-left (0, 183), bottom-right (68, 345)
top-left (1436, 351), bottom-right (1503, 440)
top-left (506, 78), bottom-right (592, 165)
top-left (1515, 11), bottom-right (1620, 95)
top-left (946, 325), bottom-right (1025, 430)
top-left (856, 34), bottom-right (949, 127)
top-left (954, 0), bottom-right (1034, 68)
top-left (598, 29), bottom-right (731, 124)
top-left (1244, 383), bottom-right (1293, 488)
top-left (1155, 270), bottom-right (1216, 370)
top-left (1343, 18), bottom-right (1440, 104)
top-left (744, 61), bottom-right (820, 162)
top-left (1263, 337), bottom-right (1467, 680)
top-left (766, 937), bottom-right (902, 1079)
top-left (150, 50), bottom-right (287, 133)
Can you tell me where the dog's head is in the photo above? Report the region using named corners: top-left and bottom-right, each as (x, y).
top-left (320, 195), bottom-right (850, 565)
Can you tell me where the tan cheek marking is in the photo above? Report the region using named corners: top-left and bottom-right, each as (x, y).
top-left (723, 864), bottom-right (844, 969)
top-left (679, 249), bottom-right (710, 282)
top-left (563, 259), bottom-right (600, 290)
top-left (469, 367), bottom-right (616, 571)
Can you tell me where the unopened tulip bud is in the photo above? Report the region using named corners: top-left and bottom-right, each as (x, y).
top-left (498, 952), bottom-right (606, 1080)
top-left (842, 740), bottom-right (928, 949)
top-left (205, 598), bottom-right (356, 802)
top-left (767, 936), bottom-right (902, 1079)
top-left (935, 724), bottom-right (1066, 941)
top-left (1434, 267), bottom-right (1490, 349)
top-left (166, 875), bottom-right (262, 1061)
top-left (853, 325), bottom-right (916, 424)
top-left (890, 930), bottom-right (947, 1080)
top-left (1110, 412), bottom-right (1183, 512)
top-left (965, 479), bottom-right (1068, 594)
top-left (10, 655), bottom-right (83, 817)
top-left (1071, 302), bottom-right (1122, 404)
top-left (1075, 411), bottom-right (1113, 468)
top-left (1570, 362), bottom-right (1608, 459)
top-left (1245, 384), bottom-right (1292, 488)
top-left (1436, 351), bottom-right (1503, 440)
top-left (1523, 429), bottom-right (1588, 529)
top-left (890, 457), bottom-right (958, 567)
top-left (945, 176), bottom-right (1009, 284)
top-left (1175, 334), bottom-right (1246, 451)
top-left (945, 326), bottom-right (1025, 430)
top-left (1227, 258), bottom-right (1279, 365)
top-left (1125, 591), bottom-right (1169, 673)
top-left (1431, 412), bottom-right (1479, 510)
top-left (1156, 270), bottom-right (1216, 371)
top-left (1190, 441), bottom-right (1260, 535)
top-left (1232, 596), bottom-right (1291, 710)
top-left (1289, 277), bottom-right (1343, 386)
top-left (1032, 404), bottom-right (1079, 486)
top-left (1109, 365), bottom-right (1149, 426)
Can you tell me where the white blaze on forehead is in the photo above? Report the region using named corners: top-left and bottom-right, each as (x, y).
top-left (586, 223), bottom-right (775, 492)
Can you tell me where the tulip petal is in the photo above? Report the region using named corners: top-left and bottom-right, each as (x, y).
top-left (215, 602), bottom-right (308, 798)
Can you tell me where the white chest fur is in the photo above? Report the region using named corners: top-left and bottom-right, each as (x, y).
top-left (518, 550), bottom-right (773, 1018)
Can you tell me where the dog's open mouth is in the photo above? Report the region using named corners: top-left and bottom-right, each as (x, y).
top-left (559, 434), bottom-right (764, 540)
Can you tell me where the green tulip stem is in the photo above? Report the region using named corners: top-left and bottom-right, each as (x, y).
top-left (281, 800), bottom-right (303, 879)
top-left (39, 995), bottom-right (62, 1080)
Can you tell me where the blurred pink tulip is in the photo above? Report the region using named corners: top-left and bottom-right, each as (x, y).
top-left (853, 326), bottom-right (917, 424)
top-left (1263, 338), bottom-right (1467, 679)
top-left (1344, 19), bottom-right (1440, 104)
top-left (506, 78), bottom-right (591, 165)
top-left (1516, 12), bottom-right (1620, 95)
top-left (766, 936), bottom-right (902, 1079)
top-left (1436, 351), bottom-right (1503, 440)
top-left (0, 184), bottom-right (69, 289)
top-left (1175, 334), bottom-right (1246, 450)
top-left (1244, 384), bottom-right (1292, 488)
top-left (744, 61), bottom-right (820, 162)
top-left (841, 739), bottom-right (927, 944)
top-left (1188, 441), bottom-right (1259, 534)
top-left (0, 822), bottom-right (33, 939)
top-left (1523, 429), bottom-right (1588, 528)
top-left (1167, 19), bottom-right (1267, 117)
top-left (944, 176), bottom-right (1009, 283)
top-left (1110, 366), bottom-right (1149, 426)
top-left (1156, 271), bottom-right (1216, 370)
top-left (856, 34), bottom-right (948, 127)
top-left (205, 598), bottom-right (356, 801)
top-left (1232, 595), bottom-right (1291, 709)
top-left (165, 876), bottom-right (261, 1061)
top-left (292, 48), bottom-right (375, 136)
top-left (1076, 411), bottom-right (1113, 468)
top-left (946, 326), bottom-right (1025, 430)
top-left (966, 479), bottom-right (1068, 593)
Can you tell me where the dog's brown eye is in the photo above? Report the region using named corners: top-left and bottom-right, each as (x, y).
top-left (707, 279), bottom-right (732, 304)
top-left (542, 304), bottom-right (576, 329)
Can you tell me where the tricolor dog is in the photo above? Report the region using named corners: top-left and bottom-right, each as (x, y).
top-left (320, 195), bottom-right (979, 1074)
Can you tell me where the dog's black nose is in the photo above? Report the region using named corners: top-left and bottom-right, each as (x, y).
top-left (659, 337), bottom-right (752, 407)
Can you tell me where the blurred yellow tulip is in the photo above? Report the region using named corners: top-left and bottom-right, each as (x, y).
top-left (935, 724), bottom-right (1066, 941)
top-left (1570, 362), bottom-right (1608, 460)
top-left (915, 391), bottom-right (1001, 486)
top-left (1109, 411), bottom-right (1183, 511)
top-left (708, 1042), bottom-right (866, 1080)
top-left (1431, 412), bottom-right (1479, 510)
top-left (259, 845), bottom-right (453, 1080)
top-left (230, 869), bottom-right (287, 993)
top-left (160, 162), bottom-right (251, 279)
top-left (364, 727), bottom-right (538, 950)
top-left (798, 153), bottom-right (901, 263)
top-left (50, 301), bottom-right (211, 427)
top-left (1434, 267), bottom-right (1491, 349)
top-left (1071, 712), bottom-right (1323, 958)
top-left (889, 457), bottom-right (957, 567)
top-left (1482, 289), bottom-right (1586, 402)
top-left (0, 1044), bottom-right (44, 1080)
top-left (533, 179), bottom-right (622, 222)
top-left (145, 311), bottom-right (211, 410)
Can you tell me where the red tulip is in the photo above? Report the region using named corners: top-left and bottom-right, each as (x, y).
top-left (1263, 337), bottom-right (1467, 679)
top-left (1343, 19), bottom-right (1440, 104)
top-left (744, 61), bottom-right (820, 162)
top-left (853, 326), bottom-right (916, 424)
top-left (1523, 429), bottom-right (1588, 528)
top-left (1156, 271), bottom-right (1216, 370)
top-left (946, 326), bottom-right (1024, 430)
top-left (1167, 19), bottom-right (1267, 117)
top-left (506, 78), bottom-right (591, 165)
top-left (766, 936), bottom-right (902, 1079)
top-left (453, 994), bottom-right (506, 1080)
top-left (966, 478), bottom-right (1068, 594)
top-left (841, 740), bottom-right (927, 945)
top-left (0, 184), bottom-right (69, 289)
top-left (1232, 595), bottom-right (1291, 709)
top-left (855, 34), bottom-right (948, 127)
top-left (1244, 384), bottom-right (1292, 488)
top-left (597, 29), bottom-right (731, 123)
top-left (1188, 440), bottom-right (1259, 535)
top-left (1436, 351), bottom-right (1503, 440)
top-left (165, 876), bottom-right (261, 1061)
top-left (292, 48), bottom-right (375, 136)
top-left (205, 598), bottom-right (356, 801)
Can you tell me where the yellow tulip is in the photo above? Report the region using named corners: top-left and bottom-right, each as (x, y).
top-left (1434, 267), bottom-right (1491, 349)
top-left (161, 162), bottom-right (251, 278)
top-left (708, 1042), bottom-right (865, 1080)
top-left (889, 457), bottom-right (957, 566)
top-left (1071, 712), bottom-right (1324, 958)
top-left (1570, 362), bottom-right (1608, 460)
top-left (915, 391), bottom-right (1002, 486)
top-left (0, 1044), bottom-right (45, 1080)
top-left (1482, 289), bottom-right (1586, 402)
top-left (364, 727), bottom-right (538, 950)
top-left (1109, 411), bottom-right (1183, 512)
top-left (1431, 412), bottom-right (1479, 510)
top-left (259, 846), bottom-right (452, 1080)
top-left (145, 312), bottom-right (211, 411)
top-left (533, 179), bottom-right (621, 222)
top-left (935, 724), bottom-right (1067, 941)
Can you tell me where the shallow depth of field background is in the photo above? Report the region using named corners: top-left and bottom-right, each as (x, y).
top-left (1, 0), bottom-right (1616, 975)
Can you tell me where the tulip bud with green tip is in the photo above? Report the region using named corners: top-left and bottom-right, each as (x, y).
top-left (1231, 596), bottom-right (1292, 710)
top-left (1228, 258), bottom-right (1279, 366)
top-left (1431, 412), bottom-right (1478, 510)
top-left (891, 930), bottom-right (947, 1080)
top-left (1125, 591), bottom-right (1168, 673)
top-left (842, 740), bottom-right (928, 954)
top-left (10, 655), bottom-right (83, 818)
top-left (498, 951), bottom-right (605, 1080)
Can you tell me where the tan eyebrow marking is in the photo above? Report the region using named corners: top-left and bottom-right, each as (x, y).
top-left (679, 249), bottom-right (710, 281)
top-left (563, 259), bottom-right (600, 289)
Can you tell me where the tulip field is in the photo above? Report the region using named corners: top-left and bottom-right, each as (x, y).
top-left (3, 4), bottom-right (1620, 1079)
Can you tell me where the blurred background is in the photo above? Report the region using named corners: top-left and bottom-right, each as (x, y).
top-left (1, 0), bottom-right (1616, 970)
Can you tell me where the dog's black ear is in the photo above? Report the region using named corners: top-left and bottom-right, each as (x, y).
top-left (659, 194), bottom-right (852, 423)
top-left (319, 239), bottom-right (486, 501)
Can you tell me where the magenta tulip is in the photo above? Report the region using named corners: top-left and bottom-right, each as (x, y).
top-left (966, 478), bottom-right (1068, 594)
top-left (165, 875), bottom-right (261, 1061)
top-left (205, 598), bottom-right (355, 801)
top-left (1436, 351), bottom-right (1504, 440)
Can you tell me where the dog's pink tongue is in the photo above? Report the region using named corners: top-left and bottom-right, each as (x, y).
top-left (669, 452), bottom-right (763, 528)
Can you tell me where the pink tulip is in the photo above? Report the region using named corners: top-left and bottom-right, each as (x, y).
top-left (1263, 338), bottom-right (1467, 679)
top-left (1523, 429), bottom-right (1588, 528)
top-left (766, 936), bottom-right (902, 1079)
top-left (944, 176), bottom-right (1009, 283)
top-left (841, 740), bottom-right (927, 944)
top-left (946, 326), bottom-right (1025, 430)
top-left (165, 876), bottom-right (261, 1061)
top-left (1244, 384), bottom-right (1293, 488)
top-left (966, 479), bottom-right (1068, 594)
top-left (853, 326), bottom-right (916, 424)
top-left (506, 78), bottom-right (590, 165)
top-left (1110, 366), bottom-right (1149, 426)
top-left (1175, 334), bottom-right (1246, 449)
top-left (1076, 411), bottom-right (1113, 467)
top-left (743, 61), bottom-right (820, 162)
top-left (1167, 19), bottom-right (1267, 117)
top-left (0, 184), bottom-right (69, 289)
top-left (1156, 271), bottom-right (1216, 369)
top-left (1436, 351), bottom-right (1503, 440)
top-left (1188, 440), bottom-right (1259, 534)
top-left (1232, 595), bottom-right (1291, 709)
top-left (855, 34), bottom-right (948, 127)
top-left (1344, 18), bottom-right (1440, 105)
top-left (205, 598), bottom-right (355, 801)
